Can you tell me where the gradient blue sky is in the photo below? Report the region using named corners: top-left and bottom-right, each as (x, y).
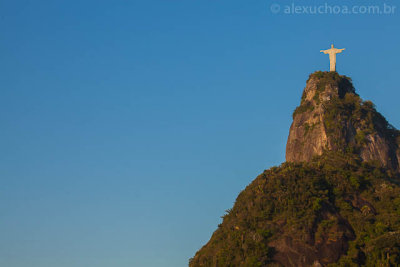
top-left (1, 0), bottom-right (399, 266)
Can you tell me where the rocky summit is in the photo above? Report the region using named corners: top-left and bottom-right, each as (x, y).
top-left (286, 71), bottom-right (400, 172)
top-left (190, 71), bottom-right (400, 267)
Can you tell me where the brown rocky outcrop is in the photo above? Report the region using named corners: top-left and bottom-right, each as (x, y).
top-left (286, 71), bottom-right (400, 172)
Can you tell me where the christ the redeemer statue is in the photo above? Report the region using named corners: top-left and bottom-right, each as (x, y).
top-left (320, 44), bottom-right (345, 72)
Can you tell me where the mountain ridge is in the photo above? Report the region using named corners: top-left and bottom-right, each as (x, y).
top-left (190, 71), bottom-right (400, 266)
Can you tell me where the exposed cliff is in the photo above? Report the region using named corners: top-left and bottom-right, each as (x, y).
top-left (286, 71), bottom-right (400, 172)
top-left (190, 72), bottom-right (400, 267)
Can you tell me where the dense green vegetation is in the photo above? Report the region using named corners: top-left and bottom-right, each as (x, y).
top-left (190, 152), bottom-right (400, 266)
top-left (324, 91), bottom-right (390, 150)
top-left (296, 71), bottom-right (353, 116)
top-left (292, 101), bottom-right (314, 119)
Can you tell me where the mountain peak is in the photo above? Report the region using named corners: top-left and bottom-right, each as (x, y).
top-left (286, 71), bottom-right (400, 172)
top-left (191, 72), bottom-right (400, 266)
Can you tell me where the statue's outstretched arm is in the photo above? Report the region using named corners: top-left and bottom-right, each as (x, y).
top-left (320, 50), bottom-right (328, 54)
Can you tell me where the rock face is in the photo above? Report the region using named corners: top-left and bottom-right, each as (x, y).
top-left (286, 71), bottom-right (400, 172)
top-left (190, 72), bottom-right (400, 267)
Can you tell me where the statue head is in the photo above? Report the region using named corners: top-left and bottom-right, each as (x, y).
top-left (331, 44), bottom-right (334, 48)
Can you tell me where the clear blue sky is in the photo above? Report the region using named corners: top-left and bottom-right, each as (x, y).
top-left (1, 0), bottom-right (399, 266)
